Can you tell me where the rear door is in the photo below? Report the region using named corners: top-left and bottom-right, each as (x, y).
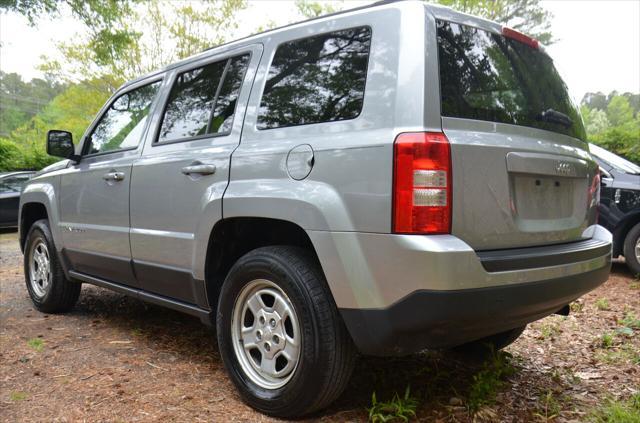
top-left (129, 45), bottom-right (260, 305)
top-left (429, 14), bottom-right (599, 250)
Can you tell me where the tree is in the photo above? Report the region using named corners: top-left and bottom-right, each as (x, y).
top-left (434, 0), bottom-right (554, 44)
top-left (295, 0), bottom-right (342, 18)
top-left (4, 0), bottom-right (247, 88)
top-left (607, 95), bottom-right (634, 127)
top-left (290, 1), bottom-right (555, 44)
top-left (581, 92), bottom-right (640, 164)
top-left (585, 109), bottom-right (611, 135)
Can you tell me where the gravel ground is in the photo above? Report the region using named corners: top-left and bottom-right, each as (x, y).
top-left (1, 229), bottom-right (638, 422)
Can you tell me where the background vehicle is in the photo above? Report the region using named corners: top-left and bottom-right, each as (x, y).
top-left (18, 1), bottom-right (611, 417)
top-left (0, 171), bottom-right (35, 228)
top-left (590, 143), bottom-right (640, 273)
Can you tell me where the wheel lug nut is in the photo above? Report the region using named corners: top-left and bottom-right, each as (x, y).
top-left (256, 331), bottom-right (262, 340)
top-left (264, 342), bottom-right (271, 352)
top-left (269, 318), bottom-right (276, 328)
top-left (273, 335), bottom-right (279, 344)
top-left (259, 316), bottom-right (265, 325)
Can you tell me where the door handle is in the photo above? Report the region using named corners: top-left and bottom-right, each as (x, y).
top-left (102, 171), bottom-right (125, 181)
top-left (181, 163), bottom-right (216, 176)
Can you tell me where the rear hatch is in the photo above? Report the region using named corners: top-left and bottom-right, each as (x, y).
top-left (433, 16), bottom-right (599, 250)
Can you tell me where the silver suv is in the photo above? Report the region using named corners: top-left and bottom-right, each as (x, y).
top-left (19, 1), bottom-right (611, 417)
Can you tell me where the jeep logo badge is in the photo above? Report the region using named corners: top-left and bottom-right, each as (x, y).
top-left (555, 161), bottom-right (574, 176)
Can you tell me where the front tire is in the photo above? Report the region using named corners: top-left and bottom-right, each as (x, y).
top-left (24, 219), bottom-right (81, 313)
top-left (216, 246), bottom-right (356, 418)
top-left (623, 222), bottom-right (640, 275)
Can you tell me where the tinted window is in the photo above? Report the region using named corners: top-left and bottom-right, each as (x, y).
top-left (159, 62), bottom-right (225, 142)
top-left (159, 54), bottom-right (249, 142)
top-left (210, 55), bottom-right (250, 133)
top-left (436, 21), bottom-right (585, 139)
top-left (257, 26), bottom-right (371, 129)
top-left (86, 81), bottom-right (161, 155)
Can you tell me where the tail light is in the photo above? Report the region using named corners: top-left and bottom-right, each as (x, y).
top-left (393, 132), bottom-right (452, 234)
top-left (589, 171), bottom-right (601, 223)
top-left (502, 27), bottom-right (539, 50)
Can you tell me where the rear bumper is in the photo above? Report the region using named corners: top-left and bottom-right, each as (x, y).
top-left (308, 225), bottom-right (612, 356)
top-left (340, 265), bottom-right (609, 356)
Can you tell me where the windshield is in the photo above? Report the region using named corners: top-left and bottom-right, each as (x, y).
top-left (590, 143), bottom-right (640, 175)
top-left (436, 20), bottom-right (585, 140)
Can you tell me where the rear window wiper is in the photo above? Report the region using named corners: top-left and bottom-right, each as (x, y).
top-left (537, 108), bottom-right (573, 128)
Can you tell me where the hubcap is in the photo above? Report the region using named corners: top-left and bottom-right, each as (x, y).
top-left (29, 240), bottom-right (51, 298)
top-left (231, 279), bottom-right (301, 389)
top-left (635, 237), bottom-right (640, 263)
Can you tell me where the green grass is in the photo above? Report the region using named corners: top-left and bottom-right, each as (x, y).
top-left (534, 390), bottom-right (562, 422)
top-left (540, 322), bottom-right (561, 339)
top-left (600, 333), bottom-right (615, 349)
top-left (467, 351), bottom-right (516, 414)
top-left (27, 338), bottom-right (44, 352)
top-left (368, 386), bottom-right (418, 422)
top-left (570, 301), bottom-right (584, 313)
top-left (595, 298), bottom-right (610, 311)
top-left (597, 344), bottom-right (640, 365)
top-left (9, 391), bottom-right (28, 401)
top-left (590, 393), bottom-right (640, 423)
top-left (620, 311), bottom-right (640, 330)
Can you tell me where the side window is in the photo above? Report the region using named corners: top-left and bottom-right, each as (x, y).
top-left (86, 81), bottom-right (161, 155)
top-left (210, 55), bottom-right (250, 134)
top-left (257, 26), bottom-right (372, 130)
top-left (158, 54), bottom-right (249, 142)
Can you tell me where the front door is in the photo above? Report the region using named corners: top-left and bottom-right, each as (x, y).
top-left (130, 46), bottom-right (261, 306)
top-left (58, 79), bottom-right (163, 287)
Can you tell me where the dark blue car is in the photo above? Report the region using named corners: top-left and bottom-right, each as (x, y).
top-left (590, 144), bottom-right (640, 274)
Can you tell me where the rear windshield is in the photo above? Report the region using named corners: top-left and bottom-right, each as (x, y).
top-left (436, 20), bottom-right (585, 140)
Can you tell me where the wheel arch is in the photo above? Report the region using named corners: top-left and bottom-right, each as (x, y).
top-left (19, 202), bottom-right (49, 252)
top-left (613, 212), bottom-right (640, 257)
top-left (203, 217), bottom-right (323, 310)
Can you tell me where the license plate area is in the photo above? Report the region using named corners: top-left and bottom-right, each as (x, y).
top-left (511, 174), bottom-right (580, 220)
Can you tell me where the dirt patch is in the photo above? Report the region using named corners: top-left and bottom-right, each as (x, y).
top-left (1, 229), bottom-right (638, 421)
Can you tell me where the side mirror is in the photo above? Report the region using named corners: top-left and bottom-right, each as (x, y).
top-left (112, 93), bottom-right (130, 112)
top-left (47, 130), bottom-right (79, 161)
top-left (599, 166), bottom-right (613, 186)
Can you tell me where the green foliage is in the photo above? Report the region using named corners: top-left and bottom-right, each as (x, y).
top-left (368, 386), bottom-right (419, 422)
top-left (581, 91), bottom-right (640, 164)
top-left (534, 390), bottom-right (562, 422)
top-left (596, 298), bottom-right (610, 311)
top-left (433, 0), bottom-right (554, 44)
top-left (295, 0), bottom-right (342, 18)
top-left (590, 394), bottom-right (640, 423)
top-left (9, 391), bottom-right (28, 401)
top-left (467, 350), bottom-right (516, 414)
top-left (37, 0), bottom-right (247, 83)
top-left (27, 338), bottom-right (44, 352)
top-left (607, 96), bottom-right (635, 127)
top-left (0, 80), bottom-right (111, 171)
top-left (620, 311), bottom-right (640, 330)
top-left (540, 321), bottom-right (561, 339)
top-left (600, 333), bottom-right (614, 349)
top-left (0, 71), bottom-right (66, 136)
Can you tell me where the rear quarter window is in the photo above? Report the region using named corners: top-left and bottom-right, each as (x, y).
top-left (257, 26), bottom-right (372, 130)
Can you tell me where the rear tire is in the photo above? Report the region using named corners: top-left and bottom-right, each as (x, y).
top-left (24, 219), bottom-right (81, 313)
top-left (453, 325), bottom-right (526, 355)
top-left (623, 222), bottom-right (640, 275)
top-left (216, 246), bottom-right (356, 418)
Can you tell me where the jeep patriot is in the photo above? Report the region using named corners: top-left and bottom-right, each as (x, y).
top-left (19, 1), bottom-right (611, 417)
